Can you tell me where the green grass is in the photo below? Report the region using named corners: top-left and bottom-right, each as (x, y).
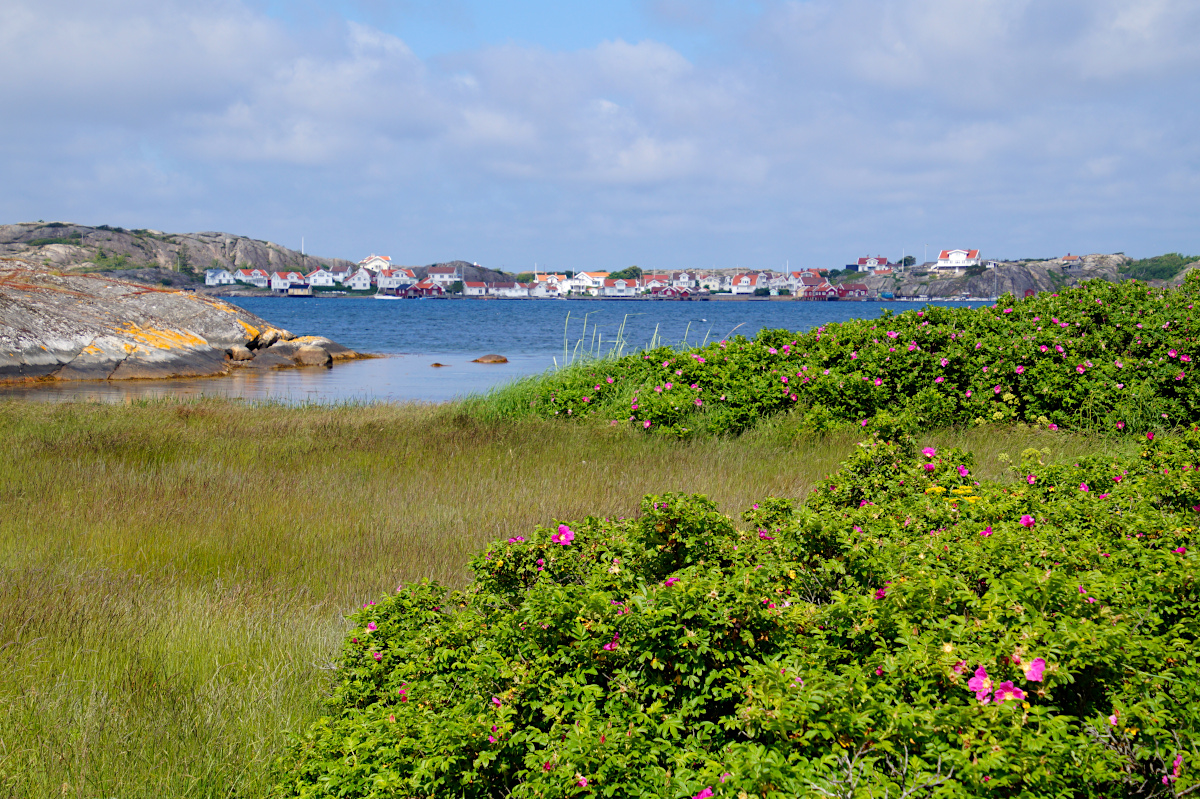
top-left (1123, 252), bottom-right (1199, 282)
top-left (0, 399), bottom-right (1133, 797)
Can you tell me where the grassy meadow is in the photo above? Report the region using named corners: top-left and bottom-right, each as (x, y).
top-left (0, 398), bottom-right (1133, 798)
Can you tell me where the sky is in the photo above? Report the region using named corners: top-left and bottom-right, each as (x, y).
top-left (2, 0), bottom-right (1198, 272)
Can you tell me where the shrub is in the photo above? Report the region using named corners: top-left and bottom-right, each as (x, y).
top-left (273, 429), bottom-right (1199, 798)
top-left (495, 276), bottom-right (1200, 438)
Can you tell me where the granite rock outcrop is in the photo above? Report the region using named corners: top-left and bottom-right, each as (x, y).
top-left (0, 261), bottom-right (360, 382)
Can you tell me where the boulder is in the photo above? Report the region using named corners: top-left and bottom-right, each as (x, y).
top-left (250, 328), bottom-right (282, 349)
top-left (431, 362), bottom-right (448, 367)
top-left (239, 350), bottom-right (294, 369)
top-left (293, 344), bottom-right (332, 366)
top-left (227, 345), bottom-right (253, 361)
top-left (472, 354), bottom-right (508, 363)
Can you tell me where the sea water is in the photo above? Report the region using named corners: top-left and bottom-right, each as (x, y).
top-left (2, 297), bottom-right (987, 404)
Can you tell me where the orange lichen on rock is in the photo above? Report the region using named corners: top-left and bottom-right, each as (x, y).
top-left (115, 323), bottom-right (209, 350)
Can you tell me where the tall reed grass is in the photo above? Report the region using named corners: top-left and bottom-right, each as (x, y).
top-left (0, 398), bottom-right (1131, 797)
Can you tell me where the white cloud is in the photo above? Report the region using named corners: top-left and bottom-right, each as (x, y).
top-left (0, 0), bottom-right (1198, 266)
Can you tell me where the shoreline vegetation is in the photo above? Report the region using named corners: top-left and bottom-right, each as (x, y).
top-left (1, 276), bottom-right (1197, 797)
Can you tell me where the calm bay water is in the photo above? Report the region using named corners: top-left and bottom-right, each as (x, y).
top-left (4, 297), bottom-right (987, 403)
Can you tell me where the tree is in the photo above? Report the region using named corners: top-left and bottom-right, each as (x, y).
top-left (902, 255), bottom-right (916, 267)
top-left (753, 287), bottom-right (771, 296)
top-left (514, 272), bottom-right (535, 284)
top-left (449, 281), bottom-right (464, 294)
top-left (176, 244), bottom-right (194, 277)
top-left (609, 266), bottom-right (643, 281)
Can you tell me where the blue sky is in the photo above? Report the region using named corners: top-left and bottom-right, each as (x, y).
top-left (2, 0), bottom-right (1198, 271)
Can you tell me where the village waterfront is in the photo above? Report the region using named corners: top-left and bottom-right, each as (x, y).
top-left (1, 297), bottom-right (987, 403)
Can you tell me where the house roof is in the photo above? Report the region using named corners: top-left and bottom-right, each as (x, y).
top-left (857, 257), bottom-right (889, 266)
top-left (463, 281), bottom-right (487, 288)
top-left (1062, 254), bottom-right (1080, 261)
top-left (428, 266), bottom-right (458, 274)
top-left (359, 254), bottom-right (391, 263)
top-left (578, 272), bottom-right (609, 279)
top-left (938, 249), bottom-right (980, 260)
top-left (603, 279), bottom-right (637, 287)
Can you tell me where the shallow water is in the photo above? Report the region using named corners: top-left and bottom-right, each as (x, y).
top-left (4, 297), bottom-right (987, 404)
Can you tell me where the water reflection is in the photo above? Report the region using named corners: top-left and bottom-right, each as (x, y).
top-left (0, 354), bottom-right (557, 405)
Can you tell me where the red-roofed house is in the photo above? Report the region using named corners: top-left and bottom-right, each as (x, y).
top-left (602, 278), bottom-right (639, 297)
top-left (935, 249), bottom-right (980, 271)
top-left (463, 281), bottom-right (488, 296)
top-left (358, 254), bottom-right (392, 273)
top-left (837, 282), bottom-right (870, 299)
top-left (234, 268), bottom-right (269, 288)
top-left (403, 279), bottom-right (445, 298)
top-left (427, 265), bottom-right (461, 285)
top-left (270, 271), bottom-right (306, 292)
top-left (731, 273), bottom-right (761, 295)
top-left (378, 268), bottom-right (417, 292)
top-left (641, 274), bottom-right (670, 290)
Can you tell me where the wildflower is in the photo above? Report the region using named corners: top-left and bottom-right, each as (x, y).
top-left (908, 341), bottom-right (918, 352)
top-left (965, 389), bottom-right (973, 398)
top-left (1147, 432), bottom-right (1155, 441)
top-left (606, 376), bottom-right (615, 383)
top-left (550, 524), bottom-right (575, 546)
top-left (953, 660), bottom-right (967, 674)
top-left (874, 586), bottom-right (887, 599)
top-left (875, 667), bottom-right (883, 676)
top-left (979, 526), bottom-right (993, 537)
top-left (1056, 345), bottom-right (1064, 353)
top-left (536, 558), bottom-right (545, 571)
top-left (577, 776), bottom-right (588, 787)
top-left (887, 331), bottom-right (898, 338)
top-left (1048, 423), bottom-right (1058, 431)
top-left (1003, 308), bottom-right (1013, 313)
top-left (1174, 546), bottom-right (1187, 554)
top-left (923, 463), bottom-right (936, 472)
top-left (367, 622), bottom-right (378, 631)
top-left (1016, 365), bottom-right (1025, 374)
top-left (643, 420), bottom-right (652, 429)
top-left (693, 789), bottom-right (715, 799)
top-left (1169, 349), bottom-right (1178, 358)
top-left (994, 385), bottom-right (1002, 394)
top-left (372, 652), bottom-right (382, 661)
top-left (581, 396), bottom-right (590, 403)
top-left (923, 447), bottom-right (937, 457)
top-left (1027, 474), bottom-right (1036, 485)
top-left (1020, 514), bottom-right (1035, 527)
top-left (507, 536), bottom-right (525, 543)
top-left (941, 357), bottom-right (949, 367)
top-left (850, 351), bottom-right (857, 359)
top-left (1108, 711), bottom-right (1118, 726)
top-left (1040, 345), bottom-right (1049, 352)
top-left (492, 696), bottom-right (502, 707)
top-left (602, 633), bottom-right (620, 651)
top-left (664, 577), bottom-right (680, 587)
top-left (1080, 483), bottom-right (1089, 492)
top-left (935, 376), bottom-right (944, 383)
top-left (994, 681), bottom-right (1026, 703)
top-left (968, 666), bottom-right (993, 702)
top-left (873, 377), bottom-right (882, 386)
top-left (958, 465), bottom-right (969, 477)
top-left (1023, 657), bottom-right (1046, 681)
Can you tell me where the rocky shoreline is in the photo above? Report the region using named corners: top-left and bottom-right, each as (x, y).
top-left (0, 261), bottom-right (362, 383)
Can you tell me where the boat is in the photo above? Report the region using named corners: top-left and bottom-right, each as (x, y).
top-left (373, 293), bottom-right (403, 300)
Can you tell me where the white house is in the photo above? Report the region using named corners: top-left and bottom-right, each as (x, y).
top-left (568, 272), bottom-right (609, 295)
top-left (329, 265), bottom-right (353, 284)
top-left (205, 268), bottom-right (236, 286)
top-left (358, 254), bottom-right (392, 273)
top-left (377, 268), bottom-right (417, 292)
top-left (270, 271), bottom-right (305, 292)
top-left (602, 278), bottom-right (639, 297)
top-left (671, 271), bottom-right (696, 288)
top-left (528, 282), bottom-right (559, 298)
top-left (234, 268), bottom-right (269, 288)
top-left (731, 273), bottom-right (761, 295)
top-left (698, 273), bottom-right (727, 292)
top-left (490, 281), bottom-right (529, 298)
top-left (935, 249), bottom-right (981, 271)
top-left (850, 256), bottom-right (890, 273)
top-left (642, 274), bottom-right (670, 290)
top-left (346, 268), bottom-right (374, 291)
top-left (306, 268), bottom-right (336, 288)
top-left (427, 265), bottom-right (460, 285)
top-left (463, 281), bottom-right (489, 297)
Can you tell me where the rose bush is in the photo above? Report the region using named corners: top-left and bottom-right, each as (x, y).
top-left (508, 275), bottom-right (1200, 437)
top-left (273, 428), bottom-right (1199, 798)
